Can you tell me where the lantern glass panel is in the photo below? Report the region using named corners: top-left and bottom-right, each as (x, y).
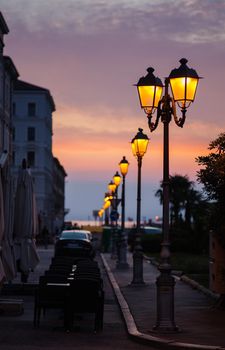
top-left (120, 162), bottom-right (129, 176)
top-left (137, 85), bottom-right (162, 109)
top-left (113, 175), bottom-right (121, 186)
top-left (103, 200), bottom-right (111, 210)
top-left (170, 77), bottom-right (198, 103)
top-left (133, 138), bottom-right (149, 157)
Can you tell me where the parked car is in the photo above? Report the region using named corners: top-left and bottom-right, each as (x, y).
top-left (55, 230), bottom-right (95, 258)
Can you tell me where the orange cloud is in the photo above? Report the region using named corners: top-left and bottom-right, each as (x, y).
top-left (52, 105), bottom-right (223, 183)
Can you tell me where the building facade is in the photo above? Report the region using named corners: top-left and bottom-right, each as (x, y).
top-left (12, 80), bottom-right (66, 234)
top-left (0, 14), bottom-right (19, 168)
top-left (52, 157), bottom-right (67, 234)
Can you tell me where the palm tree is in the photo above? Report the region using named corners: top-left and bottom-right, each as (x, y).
top-left (155, 174), bottom-right (195, 227)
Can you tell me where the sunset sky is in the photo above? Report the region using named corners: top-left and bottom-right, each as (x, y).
top-left (2, 0), bottom-right (225, 222)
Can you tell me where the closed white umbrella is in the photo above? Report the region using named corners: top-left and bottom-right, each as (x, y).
top-left (2, 171), bottom-right (17, 281)
top-left (13, 159), bottom-right (40, 282)
top-left (0, 168), bottom-right (5, 286)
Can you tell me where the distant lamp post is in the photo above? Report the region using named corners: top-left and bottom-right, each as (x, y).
top-left (98, 208), bottom-right (104, 226)
top-left (113, 171), bottom-right (121, 187)
top-left (131, 128), bottom-right (149, 284)
top-left (104, 192), bottom-right (113, 203)
top-left (113, 171), bottom-right (121, 224)
top-left (103, 193), bottom-right (112, 226)
top-left (98, 209), bottom-right (104, 218)
top-left (108, 179), bottom-right (119, 258)
top-left (119, 156), bottom-right (129, 232)
top-left (103, 200), bottom-right (111, 210)
top-left (108, 180), bottom-right (116, 195)
top-left (117, 156), bottom-right (130, 269)
top-left (136, 58), bottom-right (200, 331)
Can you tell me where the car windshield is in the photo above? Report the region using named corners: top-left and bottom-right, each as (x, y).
top-left (60, 231), bottom-right (89, 240)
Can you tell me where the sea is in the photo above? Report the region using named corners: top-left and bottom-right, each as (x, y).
top-left (70, 220), bottom-right (135, 228)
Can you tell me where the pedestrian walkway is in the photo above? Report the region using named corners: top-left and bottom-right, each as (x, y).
top-left (0, 246), bottom-right (149, 350)
top-left (1, 245), bottom-right (225, 349)
top-left (102, 252), bottom-right (225, 350)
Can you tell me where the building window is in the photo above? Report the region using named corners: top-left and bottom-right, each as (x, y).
top-left (27, 151), bottom-right (35, 167)
top-left (28, 102), bottom-right (36, 117)
top-left (27, 127), bottom-right (35, 141)
top-left (12, 103), bottom-right (16, 115)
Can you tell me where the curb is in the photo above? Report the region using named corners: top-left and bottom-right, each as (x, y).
top-left (180, 275), bottom-right (219, 301)
top-left (101, 253), bottom-right (225, 350)
top-left (143, 255), bottom-right (219, 301)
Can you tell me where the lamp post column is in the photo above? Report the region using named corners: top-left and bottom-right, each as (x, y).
top-left (121, 174), bottom-right (125, 232)
top-left (154, 80), bottom-right (177, 331)
top-left (132, 155), bottom-right (144, 284)
top-left (110, 192), bottom-right (117, 259)
top-left (104, 207), bottom-right (109, 226)
top-left (117, 173), bottom-right (129, 269)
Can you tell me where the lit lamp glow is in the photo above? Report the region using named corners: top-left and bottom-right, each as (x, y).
top-left (104, 192), bottom-right (113, 202)
top-left (131, 128), bottom-right (149, 157)
top-left (136, 67), bottom-right (163, 114)
top-left (103, 200), bottom-right (111, 210)
top-left (108, 181), bottom-right (116, 194)
top-left (98, 209), bottom-right (104, 218)
top-left (119, 156), bottom-right (129, 176)
top-left (169, 58), bottom-right (200, 109)
top-left (113, 171), bottom-right (121, 187)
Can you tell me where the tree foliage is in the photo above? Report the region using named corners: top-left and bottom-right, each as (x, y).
top-left (155, 174), bottom-right (200, 227)
top-left (196, 133), bottom-right (225, 203)
top-left (155, 174), bottom-right (209, 253)
top-left (196, 132), bottom-right (225, 242)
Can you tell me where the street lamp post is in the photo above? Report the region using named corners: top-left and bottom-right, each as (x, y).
top-left (136, 58), bottom-right (200, 331)
top-left (108, 180), bottom-right (116, 227)
top-left (113, 171), bottom-right (121, 227)
top-left (108, 180), bottom-right (118, 259)
top-left (117, 156), bottom-right (129, 269)
top-left (103, 193), bottom-right (111, 226)
top-left (131, 128), bottom-right (149, 285)
top-left (112, 172), bottom-right (121, 261)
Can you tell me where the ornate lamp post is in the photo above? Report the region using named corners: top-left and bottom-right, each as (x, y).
top-left (131, 128), bottom-right (149, 284)
top-left (104, 192), bottom-right (112, 226)
top-left (119, 156), bottom-right (129, 232)
top-left (117, 156), bottom-right (129, 269)
top-left (113, 171), bottom-right (121, 187)
top-left (108, 179), bottom-right (119, 258)
top-left (113, 171), bottom-right (121, 226)
top-left (103, 195), bottom-right (111, 225)
top-left (136, 58), bottom-right (200, 331)
top-left (112, 171), bottom-right (121, 261)
top-left (108, 180), bottom-right (116, 196)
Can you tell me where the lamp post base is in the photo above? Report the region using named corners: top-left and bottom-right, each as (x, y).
top-left (154, 270), bottom-right (178, 332)
top-left (131, 249), bottom-right (144, 285)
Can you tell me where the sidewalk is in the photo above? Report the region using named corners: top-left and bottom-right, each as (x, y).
top-left (101, 252), bottom-right (225, 350)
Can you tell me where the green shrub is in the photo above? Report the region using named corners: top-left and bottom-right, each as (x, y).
top-left (141, 234), bottom-right (162, 253)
